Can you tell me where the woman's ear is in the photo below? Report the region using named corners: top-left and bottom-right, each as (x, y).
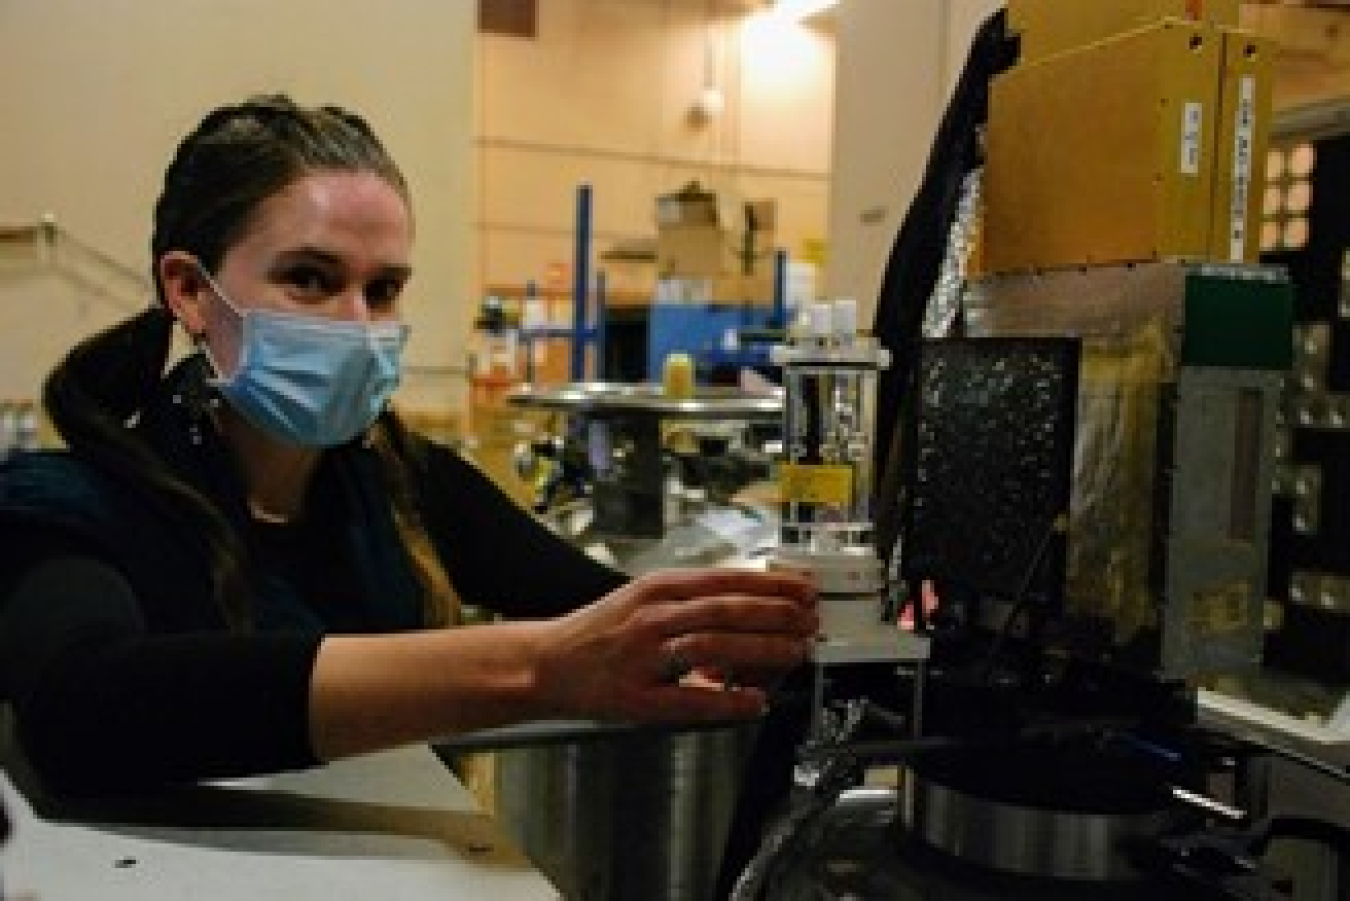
top-left (158, 251), bottom-right (209, 337)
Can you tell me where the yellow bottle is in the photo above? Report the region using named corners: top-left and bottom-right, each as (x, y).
top-left (662, 352), bottom-right (695, 400)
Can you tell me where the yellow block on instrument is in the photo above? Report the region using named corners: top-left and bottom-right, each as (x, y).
top-left (1210, 29), bottom-right (1275, 264)
top-left (1009, 0), bottom-right (1239, 63)
top-left (779, 463), bottom-right (854, 505)
top-left (983, 18), bottom-right (1222, 274)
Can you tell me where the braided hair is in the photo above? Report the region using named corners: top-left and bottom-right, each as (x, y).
top-left (149, 95), bottom-right (409, 302)
top-left (44, 95), bottom-right (458, 628)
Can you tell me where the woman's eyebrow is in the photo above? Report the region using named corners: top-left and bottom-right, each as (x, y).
top-left (270, 247), bottom-right (343, 272)
top-left (378, 262), bottom-right (414, 281)
top-left (272, 247), bottom-right (412, 280)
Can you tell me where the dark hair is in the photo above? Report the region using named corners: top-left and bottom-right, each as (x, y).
top-left (43, 96), bottom-right (456, 628)
top-left (151, 94), bottom-right (409, 297)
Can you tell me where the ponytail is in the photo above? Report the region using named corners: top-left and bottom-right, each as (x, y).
top-left (43, 308), bottom-right (254, 629)
top-left (44, 306), bottom-right (173, 434)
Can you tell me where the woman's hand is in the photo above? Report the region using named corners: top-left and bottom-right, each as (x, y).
top-left (311, 567), bottom-right (815, 760)
top-left (533, 567), bottom-right (819, 724)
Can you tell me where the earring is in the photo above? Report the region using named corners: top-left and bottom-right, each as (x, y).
top-left (171, 339), bottom-right (219, 446)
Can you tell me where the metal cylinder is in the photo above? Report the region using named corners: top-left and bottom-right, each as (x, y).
top-left (494, 724), bottom-right (757, 901)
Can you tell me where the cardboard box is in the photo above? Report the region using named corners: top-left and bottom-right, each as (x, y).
top-left (1009, 0), bottom-right (1239, 63)
top-left (655, 197), bottom-right (777, 279)
top-left (983, 18), bottom-right (1222, 274)
top-left (655, 185), bottom-right (741, 228)
top-left (656, 224), bottom-right (742, 278)
top-left (654, 271), bottom-right (776, 306)
top-left (1210, 29), bottom-right (1275, 264)
top-left (713, 271), bottom-right (776, 305)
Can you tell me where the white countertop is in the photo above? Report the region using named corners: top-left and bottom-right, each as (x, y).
top-left (1, 729), bottom-right (558, 900)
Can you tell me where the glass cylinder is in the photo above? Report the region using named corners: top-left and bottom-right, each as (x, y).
top-left (779, 359), bottom-right (878, 554)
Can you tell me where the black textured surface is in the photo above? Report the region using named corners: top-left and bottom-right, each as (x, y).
top-left (900, 337), bottom-right (1079, 612)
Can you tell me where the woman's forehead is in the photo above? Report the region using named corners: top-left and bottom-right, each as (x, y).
top-left (235, 171), bottom-right (412, 265)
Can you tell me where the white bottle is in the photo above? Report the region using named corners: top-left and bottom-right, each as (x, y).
top-left (16, 402), bottom-right (39, 452)
top-left (0, 403), bottom-right (15, 460)
top-left (832, 297), bottom-right (858, 348)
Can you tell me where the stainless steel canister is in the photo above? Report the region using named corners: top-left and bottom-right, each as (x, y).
top-left (492, 723), bottom-right (757, 901)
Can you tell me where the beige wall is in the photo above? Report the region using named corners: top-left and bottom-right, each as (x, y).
top-left (0, 0), bottom-right (836, 416)
top-left (1242, 3), bottom-right (1350, 111)
top-left (476, 0), bottom-right (836, 307)
top-left (826, 0), bottom-right (1002, 329)
top-left (0, 0), bottom-right (475, 413)
top-left (3, 0), bottom-right (1006, 418)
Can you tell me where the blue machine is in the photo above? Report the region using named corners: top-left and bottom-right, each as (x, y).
top-left (645, 303), bottom-right (778, 382)
top-left (645, 250), bottom-right (790, 383)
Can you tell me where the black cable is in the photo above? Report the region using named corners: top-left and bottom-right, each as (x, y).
top-left (978, 512), bottom-right (1067, 684)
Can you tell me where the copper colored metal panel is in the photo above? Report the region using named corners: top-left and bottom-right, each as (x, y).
top-left (1211, 30), bottom-right (1276, 264)
top-left (1009, 0), bottom-right (1240, 63)
top-left (984, 19), bottom-right (1223, 274)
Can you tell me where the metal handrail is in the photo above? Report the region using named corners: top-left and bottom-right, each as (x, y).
top-left (0, 215), bottom-right (151, 312)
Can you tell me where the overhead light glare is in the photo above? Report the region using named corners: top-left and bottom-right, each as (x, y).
top-left (773, 0), bottom-right (839, 23)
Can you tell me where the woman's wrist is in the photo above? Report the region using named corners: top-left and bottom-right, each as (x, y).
top-left (309, 619), bottom-right (563, 760)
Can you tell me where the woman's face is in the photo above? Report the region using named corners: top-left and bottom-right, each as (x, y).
top-left (194, 170), bottom-right (413, 376)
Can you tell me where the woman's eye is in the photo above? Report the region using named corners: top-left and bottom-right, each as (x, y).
top-left (366, 277), bottom-right (405, 312)
top-left (285, 267), bottom-right (336, 298)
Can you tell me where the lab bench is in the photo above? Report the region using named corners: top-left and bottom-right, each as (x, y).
top-left (0, 712), bottom-right (558, 900)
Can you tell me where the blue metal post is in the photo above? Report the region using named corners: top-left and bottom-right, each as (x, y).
top-left (523, 279), bottom-right (538, 383)
top-left (771, 248), bottom-right (789, 330)
top-left (594, 269), bottom-right (607, 381)
top-left (570, 184), bottom-right (593, 380)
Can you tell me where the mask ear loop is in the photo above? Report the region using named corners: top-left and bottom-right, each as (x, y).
top-left (161, 260), bottom-right (228, 445)
top-left (190, 263), bottom-right (245, 385)
top-left (195, 331), bottom-right (232, 386)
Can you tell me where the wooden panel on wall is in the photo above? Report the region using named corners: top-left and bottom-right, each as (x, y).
top-left (735, 12), bottom-right (837, 172)
top-left (479, 144), bottom-right (667, 237)
top-left (1242, 4), bottom-right (1350, 110)
top-left (0, 0), bottom-right (476, 412)
top-left (476, 0), bottom-right (833, 316)
top-left (826, 0), bottom-right (949, 322)
top-left (480, 0), bottom-right (672, 149)
top-left (479, 0), bottom-right (537, 38)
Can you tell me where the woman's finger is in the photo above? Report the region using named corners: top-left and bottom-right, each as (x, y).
top-left (627, 683), bottom-right (770, 723)
top-left (630, 567), bottom-right (817, 607)
top-left (662, 631), bottom-right (813, 675)
top-left (643, 593), bottom-right (819, 640)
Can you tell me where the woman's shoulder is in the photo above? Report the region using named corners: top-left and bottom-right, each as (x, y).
top-left (0, 450), bottom-right (152, 538)
top-left (400, 429), bottom-right (484, 486)
top-left (0, 450), bottom-right (217, 610)
top-left (1, 450), bottom-right (119, 505)
top-left (393, 426), bottom-right (532, 519)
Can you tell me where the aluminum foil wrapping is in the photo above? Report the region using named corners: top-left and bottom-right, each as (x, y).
top-left (922, 167), bottom-right (984, 339)
top-left (1069, 329), bottom-right (1170, 645)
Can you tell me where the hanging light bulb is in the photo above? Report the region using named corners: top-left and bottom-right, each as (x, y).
top-left (691, 16), bottom-right (725, 125)
top-left (694, 84), bottom-right (726, 120)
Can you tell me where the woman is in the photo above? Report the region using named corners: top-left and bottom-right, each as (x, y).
top-left (0, 96), bottom-right (816, 794)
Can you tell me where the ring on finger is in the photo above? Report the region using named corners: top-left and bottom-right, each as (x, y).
top-left (658, 648), bottom-right (694, 683)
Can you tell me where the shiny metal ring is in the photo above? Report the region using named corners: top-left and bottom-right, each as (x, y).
top-left (658, 649), bottom-right (694, 684)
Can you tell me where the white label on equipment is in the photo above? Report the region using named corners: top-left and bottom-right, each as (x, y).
top-left (1229, 76), bottom-right (1257, 262)
top-left (1181, 101), bottom-right (1203, 176)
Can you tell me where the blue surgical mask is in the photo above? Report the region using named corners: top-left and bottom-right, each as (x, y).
top-left (198, 270), bottom-right (409, 447)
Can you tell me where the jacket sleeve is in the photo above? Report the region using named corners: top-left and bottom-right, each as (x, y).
top-left (416, 441), bottom-right (627, 619)
top-left (0, 527), bottom-right (323, 795)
